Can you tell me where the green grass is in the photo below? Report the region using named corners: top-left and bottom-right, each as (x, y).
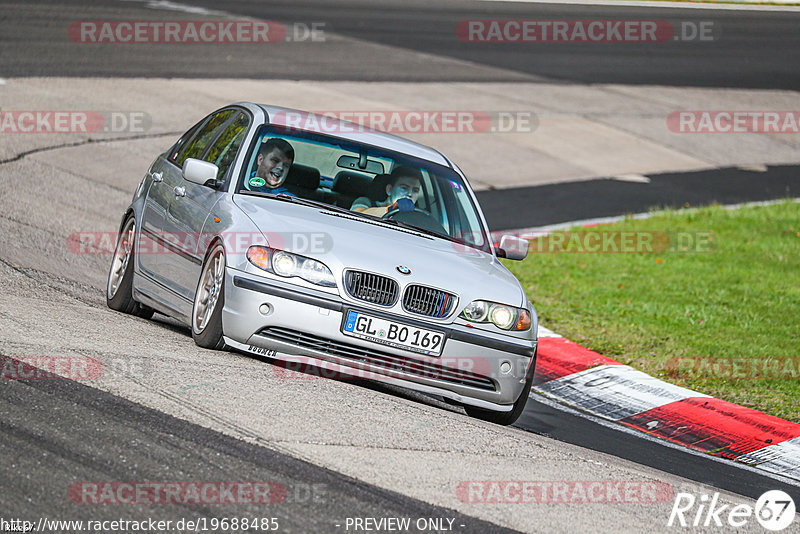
top-left (505, 200), bottom-right (800, 422)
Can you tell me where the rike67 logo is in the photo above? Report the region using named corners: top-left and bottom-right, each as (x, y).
top-left (668, 490), bottom-right (796, 531)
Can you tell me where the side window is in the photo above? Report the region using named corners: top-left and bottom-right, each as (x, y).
top-left (175, 109), bottom-right (237, 168)
top-left (203, 112), bottom-right (250, 180)
top-left (167, 119), bottom-right (204, 162)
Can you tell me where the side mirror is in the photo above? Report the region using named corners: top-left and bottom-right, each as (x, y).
top-left (497, 234), bottom-right (529, 261)
top-left (182, 158), bottom-right (220, 187)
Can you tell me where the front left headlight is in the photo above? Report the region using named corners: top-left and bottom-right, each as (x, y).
top-left (247, 246), bottom-right (336, 287)
top-left (459, 300), bottom-right (532, 331)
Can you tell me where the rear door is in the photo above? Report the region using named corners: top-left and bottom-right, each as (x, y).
top-left (138, 117), bottom-right (204, 279)
top-left (139, 109), bottom-right (237, 292)
top-left (163, 110), bottom-right (250, 301)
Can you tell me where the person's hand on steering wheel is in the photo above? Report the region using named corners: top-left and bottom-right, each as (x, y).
top-left (382, 197), bottom-right (415, 218)
top-left (392, 197), bottom-right (415, 212)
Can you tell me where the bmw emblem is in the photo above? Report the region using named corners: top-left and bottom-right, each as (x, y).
top-left (396, 265), bottom-right (411, 275)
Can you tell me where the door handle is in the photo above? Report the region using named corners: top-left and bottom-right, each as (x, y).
top-left (151, 171), bottom-right (163, 182)
top-left (173, 186), bottom-right (186, 197)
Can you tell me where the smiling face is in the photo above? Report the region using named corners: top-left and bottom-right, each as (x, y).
top-left (256, 147), bottom-right (293, 187)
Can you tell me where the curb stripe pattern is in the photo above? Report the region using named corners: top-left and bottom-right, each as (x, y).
top-left (736, 437), bottom-right (800, 478)
top-left (532, 333), bottom-right (800, 482)
top-left (536, 363), bottom-right (709, 421)
top-left (533, 337), bottom-right (620, 384)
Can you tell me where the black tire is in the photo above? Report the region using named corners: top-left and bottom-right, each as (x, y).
top-left (191, 244), bottom-right (227, 350)
top-left (106, 215), bottom-right (154, 320)
top-left (464, 346), bottom-right (537, 426)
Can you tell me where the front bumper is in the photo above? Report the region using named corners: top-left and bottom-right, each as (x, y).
top-left (222, 269), bottom-right (537, 411)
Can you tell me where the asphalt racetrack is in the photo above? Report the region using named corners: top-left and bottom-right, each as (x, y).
top-left (1, 0), bottom-right (799, 532)
top-left (5, 0), bottom-right (800, 88)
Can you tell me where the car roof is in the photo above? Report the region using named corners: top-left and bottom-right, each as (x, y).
top-left (246, 103), bottom-right (452, 168)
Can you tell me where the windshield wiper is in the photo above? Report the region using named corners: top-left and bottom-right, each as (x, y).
top-left (275, 194), bottom-right (358, 216)
top-left (241, 191), bottom-right (355, 216)
top-left (377, 217), bottom-right (489, 252)
top-left (369, 216), bottom-right (452, 241)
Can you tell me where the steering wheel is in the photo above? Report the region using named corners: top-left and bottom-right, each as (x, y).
top-left (382, 207), bottom-right (446, 235)
top-left (382, 206), bottom-right (432, 219)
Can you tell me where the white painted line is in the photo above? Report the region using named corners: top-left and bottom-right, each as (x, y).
top-left (531, 393), bottom-right (800, 487)
top-left (478, 0), bottom-right (800, 12)
top-left (612, 173), bottom-right (651, 184)
top-left (537, 325), bottom-right (563, 338)
top-left (146, 0), bottom-right (227, 15)
top-left (735, 436), bottom-right (800, 481)
top-left (0, 78), bottom-right (6, 85)
top-left (120, 0), bottom-right (229, 16)
top-left (736, 164), bottom-right (768, 172)
top-left (534, 364), bottom-right (708, 421)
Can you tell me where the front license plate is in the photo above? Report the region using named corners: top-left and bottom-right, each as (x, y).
top-left (342, 310), bottom-right (445, 356)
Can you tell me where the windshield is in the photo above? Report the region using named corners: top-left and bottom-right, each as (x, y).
top-left (236, 124), bottom-right (491, 253)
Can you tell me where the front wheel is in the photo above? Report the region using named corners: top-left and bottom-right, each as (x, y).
top-left (464, 348), bottom-right (536, 425)
top-left (106, 215), bottom-right (154, 319)
top-left (192, 244), bottom-right (227, 350)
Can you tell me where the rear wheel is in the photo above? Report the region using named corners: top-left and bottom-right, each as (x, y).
top-left (464, 348), bottom-right (537, 425)
top-left (192, 244), bottom-right (227, 350)
top-left (106, 215), bottom-right (154, 319)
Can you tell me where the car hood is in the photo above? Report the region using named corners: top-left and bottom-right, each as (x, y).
top-left (233, 195), bottom-right (526, 307)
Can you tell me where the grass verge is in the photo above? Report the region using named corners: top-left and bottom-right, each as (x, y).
top-left (505, 200), bottom-right (800, 422)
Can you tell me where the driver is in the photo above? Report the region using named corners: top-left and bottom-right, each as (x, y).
top-left (248, 138), bottom-right (295, 195)
top-left (351, 165), bottom-right (422, 217)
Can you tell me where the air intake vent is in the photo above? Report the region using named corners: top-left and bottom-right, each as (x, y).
top-left (403, 285), bottom-right (457, 318)
top-left (344, 270), bottom-right (398, 307)
top-left (258, 327), bottom-right (496, 391)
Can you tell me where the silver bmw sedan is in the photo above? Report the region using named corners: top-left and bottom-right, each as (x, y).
top-left (107, 103), bottom-right (537, 425)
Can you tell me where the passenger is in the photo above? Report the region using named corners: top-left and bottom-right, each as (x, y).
top-left (248, 138), bottom-right (295, 195)
top-left (351, 165), bottom-right (422, 217)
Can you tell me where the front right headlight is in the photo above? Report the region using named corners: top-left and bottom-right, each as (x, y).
top-left (459, 300), bottom-right (531, 331)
